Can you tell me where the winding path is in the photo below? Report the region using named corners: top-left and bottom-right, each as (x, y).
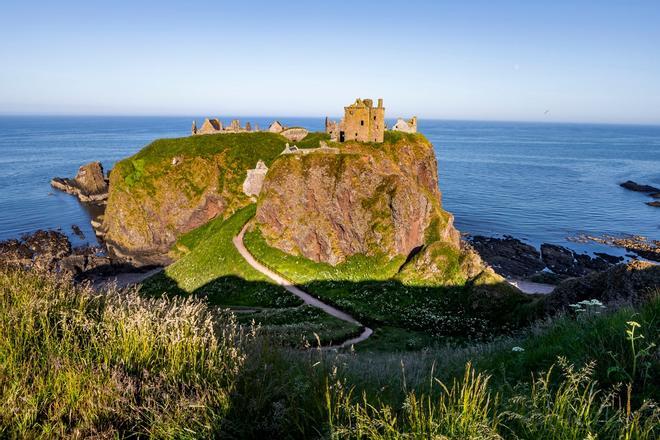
top-left (233, 222), bottom-right (373, 348)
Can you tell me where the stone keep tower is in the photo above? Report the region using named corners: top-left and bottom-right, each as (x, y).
top-left (342, 98), bottom-right (385, 143)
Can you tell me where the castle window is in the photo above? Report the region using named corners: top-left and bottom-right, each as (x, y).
top-left (374, 116), bottom-right (376, 120)
top-left (360, 120), bottom-right (364, 126)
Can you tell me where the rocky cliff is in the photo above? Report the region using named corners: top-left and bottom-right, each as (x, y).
top-left (101, 133), bottom-right (295, 265)
top-left (254, 132), bottom-right (462, 267)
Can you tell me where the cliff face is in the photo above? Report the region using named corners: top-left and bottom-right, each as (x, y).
top-left (254, 133), bottom-right (460, 265)
top-left (101, 133), bottom-right (292, 265)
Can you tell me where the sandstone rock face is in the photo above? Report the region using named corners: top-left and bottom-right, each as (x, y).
top-left (51, 162), bottom-right (109, 203)
top-left (254, 135), bottom-right (460, 265)
top-left (102, 156), bottom-right (228, 265)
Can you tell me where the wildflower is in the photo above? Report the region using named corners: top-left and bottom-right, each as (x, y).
top-left (512, 346), bottom-right (525, 352)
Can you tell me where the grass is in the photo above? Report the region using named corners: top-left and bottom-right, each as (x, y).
top-left (244, 226), bottom-right (522, 342)
top-left (218, 294), bottom-right (660, 439)
top-left (141, 205), bottom-right (301, 308)
top-left (235, 305), bottom-right (362, 348)
top-left (1, 267), bottom-right (657, 438)
top-left (0, 267), bottom-right (252, 438)
top-left (141, 206), bottom-right (361, 347)
top-left (243, 226), bottom-right (404, 284)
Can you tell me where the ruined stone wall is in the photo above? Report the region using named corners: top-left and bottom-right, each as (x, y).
top-left (280, 127), bottom-right (309, 142)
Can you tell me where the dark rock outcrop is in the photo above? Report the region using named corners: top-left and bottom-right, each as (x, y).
top-left (541, 243), bottom-right (614, 277)
top-left (0, 230), bottom-right (118, 278)
top-left (543, 260), bottom-right (660, 311)
top-left (469, 235), bottom-right (545, 278)
top-left (620, 180), bottom-right (660, 193)
top-left (646, 201), bottom-right (660, 208)
top-left (51, 162), bottom-right (109, 203)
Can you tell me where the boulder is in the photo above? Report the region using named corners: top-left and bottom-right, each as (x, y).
top-left (646, 201), bottom-right (660, 208)
top-left (620, 180), bottom-right (660, 193)
top-left (51, 161), bottom-right (109, 203)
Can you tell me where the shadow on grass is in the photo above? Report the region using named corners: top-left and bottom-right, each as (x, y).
top-left (139, 269), bottom-right (544, 345)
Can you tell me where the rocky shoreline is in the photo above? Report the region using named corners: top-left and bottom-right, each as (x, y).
top-left (0, 228), bottom-right (158, 284)
top-left (468, 234), bottom-right (627, 284)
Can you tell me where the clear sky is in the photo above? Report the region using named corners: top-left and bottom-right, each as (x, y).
top-left (1, 0), bottom-right (659, 124)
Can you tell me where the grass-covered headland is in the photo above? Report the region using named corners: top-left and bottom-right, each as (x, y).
top-left (1, 267), bottom-right (657, 438)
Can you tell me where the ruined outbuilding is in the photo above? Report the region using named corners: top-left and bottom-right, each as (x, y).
top-left (268, 121), bottom-right (285, 133)
top-left (242, 160), bottom-right (269, 197)
top-left (192, 118), bottom-right (255, 136)
top-left (392, 116), bottom-right (417, 133)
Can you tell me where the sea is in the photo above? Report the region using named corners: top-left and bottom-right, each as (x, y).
top-left (0, 116), bottom-right (658, 257)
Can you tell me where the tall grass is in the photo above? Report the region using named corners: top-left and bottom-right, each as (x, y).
top-left (0, 268), bottom-right (252, 438)
top-left (325, 358), bottom-right (658, 439)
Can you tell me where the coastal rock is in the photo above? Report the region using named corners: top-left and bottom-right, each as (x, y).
top-left (540, 243), bottom-right (613, 277)
top-left (650, 192), bottom-right (660, 199)
top-left (255, 135), bottom-right (459, 265)
top-left (468, 235), bottom-right (545, 278)
top-left (543, 260), bottom-right (660, 311)
top-left (570, 234), bottom-right (660, 263)
top-left (51, 161), bottom-right (109, 203)
top-left (0, 230), bottom-right (72, 270)
top-left (594, 252), bottom-right (624, 265)
top-left (646, 201), bottom-right (660, 207)
top-left (540, 243), bottom-right (576, 275)
top-left (620, 180), bottom-right (660, 193)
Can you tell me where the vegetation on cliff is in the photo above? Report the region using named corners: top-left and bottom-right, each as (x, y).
top-left (102, 132), bottom-right (296, 264)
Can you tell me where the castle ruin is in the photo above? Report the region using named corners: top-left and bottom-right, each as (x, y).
top-left (326, 98), bottom-right (385, 143)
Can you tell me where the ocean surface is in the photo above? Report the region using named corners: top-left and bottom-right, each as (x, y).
top-left (0, 116), bottom-right (658, 256)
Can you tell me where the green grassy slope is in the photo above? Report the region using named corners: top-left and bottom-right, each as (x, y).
top-left (141, 205), bottom-right (360, 346)
top-left (243, 227), bottom-right (514, 342)
top-left (141, 205), bottom-right (301, 308)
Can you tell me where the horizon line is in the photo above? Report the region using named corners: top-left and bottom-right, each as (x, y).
top-left (0, 113), bottom-right (659, 128)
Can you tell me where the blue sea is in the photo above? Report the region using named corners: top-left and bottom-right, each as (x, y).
top-left (0, 116), bottom-right (658, 256)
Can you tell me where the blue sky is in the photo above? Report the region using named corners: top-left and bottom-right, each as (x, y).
top-left (1, 0), bottom-right (659, 123)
